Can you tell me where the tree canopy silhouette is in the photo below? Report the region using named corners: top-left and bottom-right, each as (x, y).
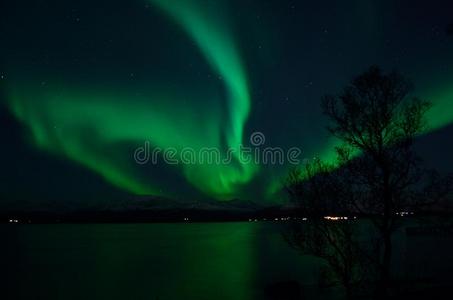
top-left (322, 66), bottom-right (452, 295)
top-left (285, 160), bottom-right (365, 299)
top-left (285, 66), bottom-right (452, 298)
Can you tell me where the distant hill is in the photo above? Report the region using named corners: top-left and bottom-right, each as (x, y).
top-left (109, 196), bottom-right (263, 212)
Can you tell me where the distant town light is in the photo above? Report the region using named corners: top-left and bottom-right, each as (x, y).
top-left (324, 216), bottom-right (349, 221)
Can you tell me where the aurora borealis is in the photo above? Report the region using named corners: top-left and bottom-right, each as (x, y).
top-left (1, 0), bottom-right (453, 207)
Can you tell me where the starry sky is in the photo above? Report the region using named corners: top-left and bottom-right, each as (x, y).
top-left (1, 0), bottom-right (453, 210)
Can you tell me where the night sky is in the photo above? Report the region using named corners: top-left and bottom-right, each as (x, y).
top-left (1, 0), bottom-right (453, 210)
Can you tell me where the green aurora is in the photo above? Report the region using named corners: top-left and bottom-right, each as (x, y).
top-left (5, 0), bottom-right (257, 200)
top-left (2, 0), bottom-right (453, 202)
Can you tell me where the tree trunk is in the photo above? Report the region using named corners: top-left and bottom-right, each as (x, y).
top-left (377, 168), bottom-right (393, 298)
top-left (380, 230), bottom-right (392, 295)
top-left (373, 228), bottom-right (392, 299)
top-left (382, 167), bottom-right (392, 293)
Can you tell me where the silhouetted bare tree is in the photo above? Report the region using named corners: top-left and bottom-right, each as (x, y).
top-left (321, 66), bottom-right (452, 296)
top-left (285, 66), bottom-right (452, 299)
top-left (284, 160), bottom-right (365, 299)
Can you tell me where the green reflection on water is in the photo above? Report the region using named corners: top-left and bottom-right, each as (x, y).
top-left (3, 223), bottom-right (260, 300)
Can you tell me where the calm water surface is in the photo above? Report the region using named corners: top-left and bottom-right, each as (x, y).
top-left (3, 222), bottom-right (450, 300)
top-left (1, 222), bottom-right (321, 300)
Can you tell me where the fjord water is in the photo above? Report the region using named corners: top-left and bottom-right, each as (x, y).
top-left (3, 222), bottom-right (452, 300)
top-left (1, 223), bottom-right (321, 300)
